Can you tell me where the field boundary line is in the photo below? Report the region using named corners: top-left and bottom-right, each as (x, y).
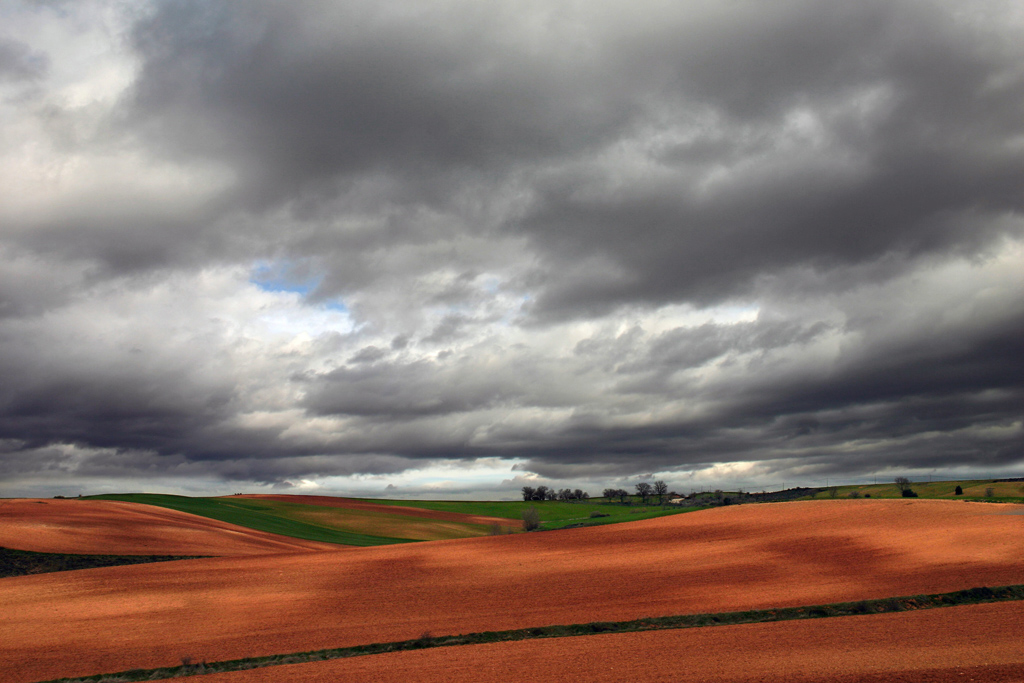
top-left (33, 584), bottom-right (1024, 683)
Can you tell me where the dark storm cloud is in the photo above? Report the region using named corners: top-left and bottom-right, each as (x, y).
top-left (1, 0), bottom-right (1022, 494)
top-left (124, 1), bottom-right (628, 193)
top-left (113, 0), bottom-right (1024, 310)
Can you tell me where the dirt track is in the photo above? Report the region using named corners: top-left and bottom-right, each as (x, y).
top-left (231, 494), bottom-right (519, 526)
top-left (0, 498), bottom-right (341, 556)
top-left (199, 601), bottom-right (1024, 683)
top-left (2, 499), bottom-right (1023, 683)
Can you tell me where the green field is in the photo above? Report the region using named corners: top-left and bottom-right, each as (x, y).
top-left (86, 478), bottom-right (1023, 549)
top-left (86, 493), bottom-right (701, 543)
top-left (802, 478), bottom-right (1024, 501)
top-left (361, 498), bottom-right (702, 530)
top-left (86, 494), bottom-right (416, 547)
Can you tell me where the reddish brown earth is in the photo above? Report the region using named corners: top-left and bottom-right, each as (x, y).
top-left (0, 498), bottom-right (341, 556)
top-left (2, 499), bottom-right (1023, 683)
top-left (231, 494), bottom-right (519, 526)
top-left (199, 601), bottom-right (1024, 683)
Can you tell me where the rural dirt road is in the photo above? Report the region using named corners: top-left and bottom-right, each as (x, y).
top-left (2, 499), bottom-right (1023, 683)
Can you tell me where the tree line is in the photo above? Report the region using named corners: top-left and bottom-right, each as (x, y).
top-left (522, 480), bottom-right (671, 505)
top-left (520, 486), bottom-right (590, 502)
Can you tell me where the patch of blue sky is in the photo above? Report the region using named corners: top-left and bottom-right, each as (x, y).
top-left (323, 299), bottom-right (349, 313)
top-left (250, 259), bottom-right (322, 296)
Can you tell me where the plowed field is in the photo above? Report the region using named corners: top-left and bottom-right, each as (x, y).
top-left (2, 499), bottom-right (1023, 683)
top-left (198, 601), bottom-right (1024, 683)
top-left (0, 498), bottom-right (341, 556)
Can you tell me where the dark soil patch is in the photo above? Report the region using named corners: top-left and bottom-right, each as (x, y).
top-left (0, 546), bottom-right (204, 578)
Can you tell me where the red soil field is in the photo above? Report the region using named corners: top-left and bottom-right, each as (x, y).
top-left (2, 499), bottom-right (1023, 683)
top-left (0, 498), bottom-right (341, 556)
top-left (199, 601), bottom-right (1024, 683)
top-left (231, 494), bottom-right (519, 526)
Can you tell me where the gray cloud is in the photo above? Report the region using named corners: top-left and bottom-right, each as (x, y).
top-left (0, 37), bottom-right (48, 82)
top-left (1, 0), bottom-right (1022, 496)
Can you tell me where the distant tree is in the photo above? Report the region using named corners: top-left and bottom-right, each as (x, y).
top-left (653, 480), bottom-right (668, 505)
top-left (522, 506), bottom-right (540, 531)
top-left (617, 488), bottom-right (630, 504)
top-left (558, 488), bottom-right (572, 502)
top-left (635, 482), bottom-right (653, 504)
top-left (534, 486), bottom-right (550, 501)
top-left (954, 485), bottom-right (963, 496)
top-left (574, 489), bottom-right (587, 500)
top-left (894, 477), bottom-right (912, 493)
top-left (828, 486), bottom-right (839, 499)
top-left (521, 486), bottom-right (536, 502)
top-left (545, 488), bottom-right (558, 501)
top-left (603, 488), bottom-right (618, 501)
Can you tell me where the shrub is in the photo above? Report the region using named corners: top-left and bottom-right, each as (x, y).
top-left (850, 600), bottom-right (870, 614)
top-left (902, 489), bottom-right (918, 498)
top-left (589, 511), bottom-right (609, 518)
top-left (864, 493), bottom-right (871, 498)
top-left (521, 506), bottom-right (541, 531)
top-left (985, 487), bottom-right (995, 498)
top-left (848, 490), bottom-right (861, 499)
top-left (954, 485), bottom-right (963, 495)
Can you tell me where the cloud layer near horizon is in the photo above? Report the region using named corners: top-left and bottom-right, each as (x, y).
top-left (1, 0), bottom-right (1022, 497)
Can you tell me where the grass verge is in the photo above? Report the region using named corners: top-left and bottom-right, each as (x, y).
top-left (35, 584), bottom-right (1024, 683)
top-left (1, 547), bottom-right (204, 579)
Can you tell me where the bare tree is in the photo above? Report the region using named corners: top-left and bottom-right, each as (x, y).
top-left (894, 477), bottom-right (912, 493)
top-left (603, 488), bottom-right (618, 501)
top-left (653, 480), bottom-right (668, 505)
top-left (545, 488), bottom-right (558, 501)
top-left (635, 482), bottom-right (653, 504)
top-left (521, 486), bottom-right (536, 502)
top-left (616, 488), bottom-right (630, 504)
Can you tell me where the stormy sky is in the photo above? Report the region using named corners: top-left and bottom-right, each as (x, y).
top-left (1, 0), bottom-right (1022, 499)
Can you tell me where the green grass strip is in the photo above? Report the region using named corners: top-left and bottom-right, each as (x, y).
top-left (85, 494), bottom-right (414, 547)
top-left (35, 584), bottom-right (1024, 683)
top-left (0, 547), bottom-right (205, 579)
